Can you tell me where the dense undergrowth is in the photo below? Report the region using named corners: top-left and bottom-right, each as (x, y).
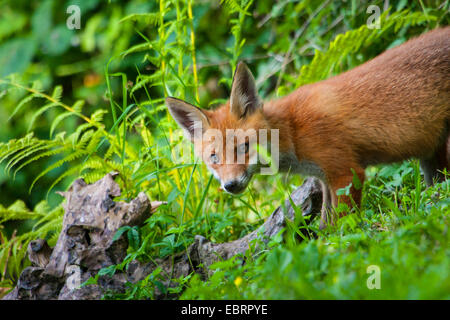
top-left (0, 0), bottom-right (449, 299)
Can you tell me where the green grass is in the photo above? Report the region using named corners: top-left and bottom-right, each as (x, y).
top-left (115, 161), bottom-right (450, 300)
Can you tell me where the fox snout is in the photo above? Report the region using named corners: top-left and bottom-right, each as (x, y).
top-left (223, 180), bottom-right (247, 194)
top-left (220, 169), bottom-right (254, 194)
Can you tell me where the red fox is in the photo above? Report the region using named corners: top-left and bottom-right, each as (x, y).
top-left (166, 27), bottom-right (450, 228)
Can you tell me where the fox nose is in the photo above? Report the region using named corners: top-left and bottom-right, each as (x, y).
top-left (223, 181), bottom-right (244, 194)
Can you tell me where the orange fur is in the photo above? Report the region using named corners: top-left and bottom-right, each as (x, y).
top-left (167, 27), bottom-right (450, 227)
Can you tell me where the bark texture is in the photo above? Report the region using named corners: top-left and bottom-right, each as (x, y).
top-left (3, 173), bottom-right (322, 300)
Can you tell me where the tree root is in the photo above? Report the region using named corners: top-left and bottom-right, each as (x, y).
top-left (3, 173), bottom-right (322, 300)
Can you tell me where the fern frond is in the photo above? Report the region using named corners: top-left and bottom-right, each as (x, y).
top-left (49, 111), bottom-right (75, 138)
top-left (120, 13), bottom-right (162, 25)
top-left (8, 94), bottom-right (38, 121)
top-left (28, 102), bottom-right (60, 131)
top-left (131, 71), bottom-right (164, 94)
top-left (29, 148), bottom-right (87, 193)
top-left (46, 166), bottom-right (81, 198)
top-left (120, 42), bottom-right (153, 58)
top-left (90, 109), bottom-right (108, 124)
top-left (51, 85), bottom-right (63, 101)
top-left (5, 141), bottom-right (49, 174)
top-left (68, 122), bottom-right (97, 146)
top-left (296, 10), bottom-right (435, 87)
top-left (48, 100), bottom-right (86, 138)
top-left (0, 133), bottom-right (36, 163)
top-left (12, 146), bottom-right (69, 177)
top-left (0, 202), bottom-right (64, 282)
top-left (221, 0), bottom-right (252, 15)
top-left (0, 200), bottom-right (45, 224)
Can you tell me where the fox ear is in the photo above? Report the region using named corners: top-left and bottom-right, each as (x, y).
top-left (166, 97), bottom-right (210, 140)
top-left (230, 62), bottom-right (262, 118)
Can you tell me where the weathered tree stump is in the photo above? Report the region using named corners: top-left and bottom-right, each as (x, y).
top-left (3, 173), bottom-right (322, 300)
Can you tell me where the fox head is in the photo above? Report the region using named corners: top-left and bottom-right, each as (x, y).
top-left (166, 62), bottom-right (270, 194)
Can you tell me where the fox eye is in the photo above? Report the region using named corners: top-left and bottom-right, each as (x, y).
top-left (210, 153), bottom-right (219, 164)
top-left (237, 142), bottom-right (249, 154)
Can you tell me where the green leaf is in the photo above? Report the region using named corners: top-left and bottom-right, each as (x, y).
top-left (31, 0), bottom-right (53, 41)
top-left (98, 265), bottom-right (116, 277)
top-left (0, 10), bottom-right (27, 41)
top-left (49, 112), bottom-right (74, 138)
top-left (127, 227), bottom-right (140, 250)
top-left (28, 102), bottom-right (59, 131)
top-left (44, 24), bottom-right (74, 56)
top-left (112, 226), bottom-right (131, 242)
top-left (120, 13), bottom-right (161, 25)
top-left (0, 38), bottom-right (37, 77)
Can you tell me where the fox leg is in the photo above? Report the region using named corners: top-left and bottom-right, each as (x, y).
top-left (421, 135), bottom-right (450, 186)
top-left (320, 166), bottom-right (365, 229)
top-left (319, 180), bottom-right (332, 230)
